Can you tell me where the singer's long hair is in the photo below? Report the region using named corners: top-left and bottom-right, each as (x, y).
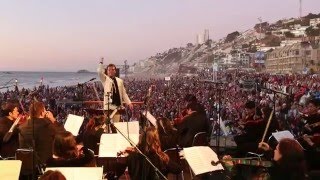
top-left (139, 126), bottom-right (169, 164)
top-left (53, 131), bottom-right (78, 159)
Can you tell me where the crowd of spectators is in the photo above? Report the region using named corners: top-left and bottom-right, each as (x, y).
top-left (1, 70), bottom-right (320, 137)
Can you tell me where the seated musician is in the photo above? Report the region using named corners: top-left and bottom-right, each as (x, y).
top-left (82, 115), bottom-right (106, 154)
top-left (299, 98), bottom-right (320, 170)
top-left (0, 102), bottom-right (21, 158)
top-left (176, 102), bottom-right (209, 147)
top-left (124, 126), bottom-right (182, 180)
top-left (46, 131), bottom-right (96, 167)
top-left (19, 101), bottom-right (66, 164)
top-left (223, 138), bottom-right (307, 180)
top-left (301, 98), bottom-right (320, 134)
top-left (174, 94), bottom-right (206, 126)
top-left (156, 116), bottom-right (178, 150)
top-left (234, 101), bottom-right (278, 156)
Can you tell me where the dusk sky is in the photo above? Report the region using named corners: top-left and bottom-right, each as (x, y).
top-left (1, 0), bottom-right (320, 72)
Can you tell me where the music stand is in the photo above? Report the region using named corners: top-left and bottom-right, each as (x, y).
top-left (0, 160), bottom-right (22, 180)
top-left (45, 167), bottom-right (103, 180)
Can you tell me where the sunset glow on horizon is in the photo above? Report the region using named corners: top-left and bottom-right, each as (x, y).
top-left (1, 0), bottom-right (320, 72)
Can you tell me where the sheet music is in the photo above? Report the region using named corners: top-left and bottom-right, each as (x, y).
top-left (46, 167), bottom-right (103, 180)
top-left (141, 110), bottom-right (157, 127)
top-left (0, 160), bottom-right (22, 180)
top-left (183, 146), bottom-right (224, 175)
top-left (64, 114), bottom-right (84, 136)
top-left (98, 133), bottom-right (139, 157)
top-left (114, 121), bottom-right (139, 136)
top-left (272, 130), bottom-right (294, 142)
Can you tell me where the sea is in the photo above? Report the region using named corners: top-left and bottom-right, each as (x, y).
top-left (0, 71), bottom-right (98, 92)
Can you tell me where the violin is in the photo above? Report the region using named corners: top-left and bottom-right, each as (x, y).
top-left (219, 157), bottom-right (273, 168)
top-left (173, 109), bottom-right (188, 125)
top-left (304, 121), bottom-right (320, 133)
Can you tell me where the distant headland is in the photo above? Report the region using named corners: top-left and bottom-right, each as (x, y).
top-left (77, 69), bottom-right (91, 73)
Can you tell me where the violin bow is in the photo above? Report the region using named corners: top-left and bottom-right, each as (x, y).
top-left (261, 108), bottom-right (274, 143)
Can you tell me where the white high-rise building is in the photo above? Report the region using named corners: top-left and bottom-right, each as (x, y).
top-left (204, 29), bottom-right (210, 42)
top-left (196, 33), bottom-right (204, 45)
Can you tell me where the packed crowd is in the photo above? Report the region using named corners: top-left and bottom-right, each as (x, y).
top-left (1, 70), bottom-right (320, 137)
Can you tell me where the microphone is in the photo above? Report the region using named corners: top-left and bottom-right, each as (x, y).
top-left (3, 116), bottom-right (21, 142)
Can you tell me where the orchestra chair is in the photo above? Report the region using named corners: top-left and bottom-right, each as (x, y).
top-left (192, 132), bottom-right (209, 147)
top-left (164, 148), bottom-right (184, 180)
top-left (15, 149), bottom-right (46, 179)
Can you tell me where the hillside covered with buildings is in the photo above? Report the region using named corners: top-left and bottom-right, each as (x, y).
top-left (131, 13), bottom-right (320, 75)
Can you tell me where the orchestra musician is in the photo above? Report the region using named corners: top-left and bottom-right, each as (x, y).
top-left (174, 94), bottom-right (206, 126)
top-left (82, 114), bottom-right (106, 154)
top-left (234, 101), bottom-right (279, 156)
top-left (223, 138), bottom-right (307, 179)
top-left (0, 102), bottom-right (21, 158)
top-left (258, 138), bottom-right (307, 179)
top-left (97, 58), bottom-right (133, 122)
top-left (19, 101), bottom-right (66, 164)
top-left (176, 102), bottom-right (209, 147)
top-left (46, 131), bottom-right (96, 167)
top-left (299, 98), bottom-right (320, 170)
top-left (124, 126), bottom-right (182, 180)
top-left (156, 116), bottom-right (178, 150)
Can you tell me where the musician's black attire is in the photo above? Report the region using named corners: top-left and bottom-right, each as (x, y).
top-left (127, 151), bottom-right (182, 180)
top-left (234, 115), bottom-right (278, 156)
top-left (19, 118), bottom-right (65, 164)
top-left (0, 116), bottom-right (19, 158)
top-left (176, 111), bottom-right (209, 147)
top-left (46, 147), bottom-right (96, 167)
top-left (301, 113), bottom-right (320, 170)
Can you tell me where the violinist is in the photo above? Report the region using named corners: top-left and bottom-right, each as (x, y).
top-left (173, 94), bottom-right (206, 126)
top-left (156, 116), bottom-right (178, 150)
top-left (299, 98), bottom-right (320, 170)
top-left (223, 138), bottom-right (307, 180)
top-left (258, 138), bottom-right (307, 180)
top-left (19, 101), bottom-right (66, 164)
top-left (234, 101), bottom-right (278, 156)
top-left (301, 98), bottom-right (320, 135)
top-left (0, 102), bottom-right (21, 158)
top-left (46, 131), bottom-right (96, 167)
top-left (176, 102), bottom-right (209, 147)
top-left (82, 115), bottom-right (106, 154)
top-left (124, 126), bottom-right (182, 180)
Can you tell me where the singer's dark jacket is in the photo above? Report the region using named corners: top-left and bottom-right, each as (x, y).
top-left (0, 116), bottom-right (20, 158)
top-left (18, 118), bottom-right (65, 164)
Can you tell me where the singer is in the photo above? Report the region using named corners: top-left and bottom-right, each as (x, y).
top-left (97, 58), bottom-right (133, 122)
top-left (0, 102), bottom-right (20, 158)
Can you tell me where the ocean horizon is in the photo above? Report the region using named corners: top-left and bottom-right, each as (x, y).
top-left (0, 71), bottom-right (98, 92)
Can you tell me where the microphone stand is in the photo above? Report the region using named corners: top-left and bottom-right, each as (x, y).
top-left (104, 92), bottom-right (113, 133)
top-left (141, 86), bottom-right (154, 178)
top-left (203, 80), bottom-right (224, 154)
